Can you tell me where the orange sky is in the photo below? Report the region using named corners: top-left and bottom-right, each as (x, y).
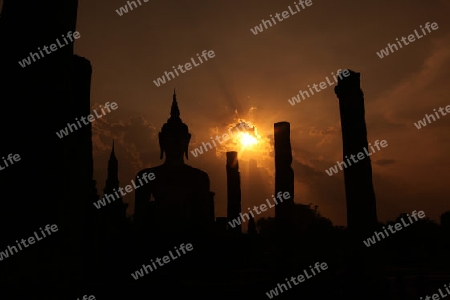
top-left (7, 0), bottom-right (447, 226)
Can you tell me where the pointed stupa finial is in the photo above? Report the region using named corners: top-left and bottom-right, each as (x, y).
top-left (110, 139), bottom-right (117, 160)
top-left (170, 88), bottom-right (180, 121)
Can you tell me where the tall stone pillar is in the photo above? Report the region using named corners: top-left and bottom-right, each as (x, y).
top-left (274, 122), bottom-right (295, 270)
top-left (71, 55), bottom-right (98, 287)
top-left (334, 70), bottom-right (378, 236)
top-left (274, 122), bottom-right (294, 227)
top-left (0, 1), bottom-right (79, 298)
top-left (226, 151), bottom-right (242, 235)
top-left (335, 70), bottom-right (384, 299)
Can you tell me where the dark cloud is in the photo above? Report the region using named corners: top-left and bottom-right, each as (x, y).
top-left (375, 159), bottom-right (396, 166)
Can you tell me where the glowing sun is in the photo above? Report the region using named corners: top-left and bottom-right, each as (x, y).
top-left (227, 120), bottom-right (262, 152)
top-left (236, 131), bottom-right (258, 148)
top-left (215, 119), bottom-right (271, 160)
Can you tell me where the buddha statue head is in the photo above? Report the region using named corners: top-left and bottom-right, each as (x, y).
top-left (158, 90), bottom-right (191, 162)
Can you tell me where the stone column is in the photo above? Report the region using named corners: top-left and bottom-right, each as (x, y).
top-left (0, 1), bottom-right (79, 298)
top-left (334, 70), bottom-right (378, 237)
top-left (226, 151), bottom-right (242, 235)
top-left (335, 70), bottom-right (384, 299)
top-left (274, 122), bottom-right (295, 270)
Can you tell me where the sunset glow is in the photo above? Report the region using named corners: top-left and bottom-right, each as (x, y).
top-left (228, 120), bottom-right (269, 156)
top-left (237, 131), bottom-right (258, 148)
top-left (228, 120), bottom-right (261, 151)
top-left (213, 118), bottom-right (272, 164)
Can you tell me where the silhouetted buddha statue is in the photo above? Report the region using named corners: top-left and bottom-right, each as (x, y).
top-left (134, 90), bottom-right (215, 236)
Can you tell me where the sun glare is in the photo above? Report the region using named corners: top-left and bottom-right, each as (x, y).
top-left (215, 119), bottom-right (271, 160)
top-left (237, 132), bottom-right (258, 148)
top-left (227, 120), bottom-right (262, 152)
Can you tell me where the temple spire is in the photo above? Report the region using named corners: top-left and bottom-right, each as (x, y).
top-left (169, 88), bottom-right (181, 121)
top-left (110, 140), bottom-right (117, 161)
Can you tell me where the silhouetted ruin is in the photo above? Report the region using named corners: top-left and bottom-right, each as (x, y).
top-left (101, 141), bottom-right (129, 232)
top-left (226, 151), bottom-right (242, 235)
top-left (274, 121), bottom-right (295, 269)
top-left (1, 1), bottom-right (449, 297)
top-left (134, 91), bottom-right (215, 236)
top-left (334, 70), bottom-right (378, 236)
top-left (335, 70), bottom-right (385, 299)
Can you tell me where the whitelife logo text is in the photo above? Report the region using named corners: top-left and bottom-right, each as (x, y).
top-left (153, 50), bottom-right (215, 87)
top-left (56, 102), bottom-right (118, 139)
top-left (18, 31), bottom-right (81, 68)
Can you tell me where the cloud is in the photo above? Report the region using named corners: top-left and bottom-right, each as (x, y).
top-left (292, 159), bottom-right (325, 182)
top-left (92, 113), bottom-right (160, 171)
top-left (308, 126), bottom-right (340, 146)
top-left (92, 113), bottom-right (163, 215)
top-left (374, 159), bottom-right (396, 166)
top-left (372, 34), bottom-right (450, 124)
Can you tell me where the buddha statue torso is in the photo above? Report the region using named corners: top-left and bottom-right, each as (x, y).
top-left (134, 91), bottom-right (214, 235)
